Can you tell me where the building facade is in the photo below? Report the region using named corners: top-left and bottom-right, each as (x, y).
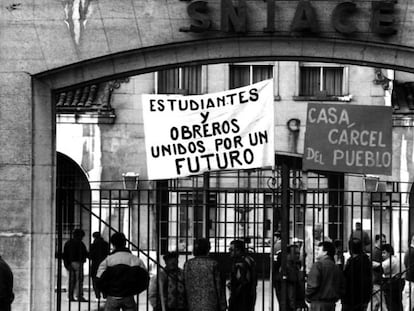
top-left (3, 0), bottom-right (414, 310)
top-left (54, 61), bottom-right (414, 308)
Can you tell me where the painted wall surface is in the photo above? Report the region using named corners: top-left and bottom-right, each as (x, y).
top-left (1, 0), bottom-right (414, 74)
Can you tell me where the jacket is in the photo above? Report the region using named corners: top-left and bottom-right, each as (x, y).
top-left (306, 255), bottom-right (345, 303)
top-left (405, 246), bottom-right (414, 282)
top-left (0, 257), bottom-right (14, 306)
top-left (342, 253), bottom-right (372, 306)
top-left (63, 238), bottom-right (88, 269)
top-left (96, 248), bottom-right (149, 297)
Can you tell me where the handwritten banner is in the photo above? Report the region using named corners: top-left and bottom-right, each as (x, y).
top-left (303, 103), bottom-right (392, 175)
top-left (142, 79), bottom-right (275, 180)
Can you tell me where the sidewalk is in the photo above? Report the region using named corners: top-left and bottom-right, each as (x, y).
top-left (58, 279), bottom-right (346, 311)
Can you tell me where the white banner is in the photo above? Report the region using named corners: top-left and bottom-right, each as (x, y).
top-left (142, 79), bottom-right (275, 180)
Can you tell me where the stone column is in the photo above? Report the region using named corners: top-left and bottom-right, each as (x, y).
top-left (0, 73), bottom-right (55, 311)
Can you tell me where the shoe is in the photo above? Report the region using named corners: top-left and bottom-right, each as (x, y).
top-left (77, 297), bottom-right (88, 302)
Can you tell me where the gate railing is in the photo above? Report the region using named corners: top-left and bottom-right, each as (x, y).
top-left (55, 178), bottom-right (414, 311)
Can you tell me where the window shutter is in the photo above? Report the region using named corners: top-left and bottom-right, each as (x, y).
top-left (158, 68), bottom-right (180, 94)
top-left (324, 67), bottom-right (343, 96)
top-left (300, 67), bottom-right (320, 96)
top-left (230, 65), bottom-right (250, 89)
top-left (181, 66), bottom-right (202, 95)
top-left (253, 65), bottom-right (273, 83)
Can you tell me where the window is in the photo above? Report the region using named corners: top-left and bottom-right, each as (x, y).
top-left (157, 65), bottom-right (202, 95)
top-left (299, 65), bottom-right (345, 97)
top-left (167, 192), bottom-right (216, 252)
top-left (230, 64), bottom-right (273, 89)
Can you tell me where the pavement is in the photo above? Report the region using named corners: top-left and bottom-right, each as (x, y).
top-left (58, 280), bottom-right (350, 311)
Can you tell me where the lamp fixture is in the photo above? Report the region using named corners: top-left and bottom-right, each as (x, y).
top-left (122, 172), bottom-right (140, 190)
top-left (363, 175), bottom-right (379, 192)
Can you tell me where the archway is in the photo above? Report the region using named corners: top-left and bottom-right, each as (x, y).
top-left (31, 36), bottom-right (414, 310)
top-left (55, 152), bottom-right (91, 305)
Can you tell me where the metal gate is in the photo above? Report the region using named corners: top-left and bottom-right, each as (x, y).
top-left (55, 162), bottom-right (413, 311)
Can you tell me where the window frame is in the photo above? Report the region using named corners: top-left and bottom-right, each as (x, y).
top-left (155, 65), bottom-right (205, 95)
top-left (228, 62), bottom-right (279, 98)
top-left (294, 62), bottom-right (350, 101)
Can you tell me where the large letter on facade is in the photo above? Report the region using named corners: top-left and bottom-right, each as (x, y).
top-left (180, 1), bottom-right (211, 32)
top-left (291, 0), bottom-right (318, 33)
top-left (221, 0), bottom-right (247, 33)
top-left (264, 0), bottom-right (275, 33)
top-left (371, 1), bottom-right (397, 35)
top-left (332, 2), bottom-right (357, 34)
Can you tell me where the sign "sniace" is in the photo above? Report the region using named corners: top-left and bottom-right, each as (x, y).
top-left (303, 103), bottom-right (393, 175)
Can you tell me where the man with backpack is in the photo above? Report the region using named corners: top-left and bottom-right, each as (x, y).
top-left (228, 239), bottom-right (257, 311)
top-left (96, 232), bottom-right (149, 311)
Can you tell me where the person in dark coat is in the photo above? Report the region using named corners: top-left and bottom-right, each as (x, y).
top-left (285, 244), bottom-right (307, 311)
top-left (63, 228), bottom-right (88, 302)
top-left (0, 255), bottom-right (14, 311)
top-left (158, 252), bottom-right (187, 311)
top-left (90, 231), bottom-right (110, 299)
top-left (306, 241), bottom-right (345, 311)
top-left (349, 222), bottom-right (371, 253)
top-left (228, 239), bottom-right (257, 311)
top-left (342, 238), bottom-right (372, 311)
top-left (367, 233), bottom-right (387, 311)
top-left (272, 232), bottom-right (283, 306)
top-left (404, 234), bottom-right (414, 311)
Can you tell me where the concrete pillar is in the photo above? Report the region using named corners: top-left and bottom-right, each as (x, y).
top-left (31, 78), bottom-right (55, 310)
top-left (0, 73), bottom-right (55, 311)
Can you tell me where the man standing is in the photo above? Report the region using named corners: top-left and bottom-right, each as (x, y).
top-left (368, 234), bottom-right (388, 311)
top-left (0, 255), bottom-right (14, 311)
top-left (96, 232), bottom-right (149, 311)
top-left (158, 252), bottom-right (187, 311)
top-left (349, 222), bottom-right (371, 253)
top-left (405, 234), bottom-right (414, 311)
top-left (63, 228), bottom-right (88, 302)
top-left (272, 231), bottom-right (282, 305)
top-left (342, 239), bottom-right (372, 311)
top-left (228, 240), bottom-right (257, 311)
top-left (378, 244), bottom-right (405, 311)
top-left (285, 244), bottom-right (307, 311)
top-left (90, 232), bottom-right (110, 300)
top-left (306, 241), bottom-right (345, 311)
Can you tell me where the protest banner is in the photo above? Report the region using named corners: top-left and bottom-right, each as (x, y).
top-left (142, 79), bottom-right (275, 180)
top-left (303, 103), bottom-right (392, 175)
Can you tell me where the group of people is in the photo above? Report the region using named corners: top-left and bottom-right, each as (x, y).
top-left (62, 229), bottom-right (111, 302)
top-left (272, 223), bottom-right (411, 311)
top-left (63, 230), bottom-right (258, 311)
top-left (63, 229), bottom-right (149, 310)
top-left (150, 238), bottom-right (257, 311)
top-left (60, 226), bottom-right (414, 311)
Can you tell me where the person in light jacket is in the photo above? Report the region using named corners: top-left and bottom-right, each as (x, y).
top-left (96, 232), bottom-right (148, 311)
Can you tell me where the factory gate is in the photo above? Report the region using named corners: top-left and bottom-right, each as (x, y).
top-left (55, 157), bottom-right (411, 311)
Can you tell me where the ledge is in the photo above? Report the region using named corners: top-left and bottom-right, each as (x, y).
top-left (56, 112), bottom-right (116, 124)
top-left (293, 95), bottom-right (352, 102)
top-left (393, 115), bottom-right (414, 127)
